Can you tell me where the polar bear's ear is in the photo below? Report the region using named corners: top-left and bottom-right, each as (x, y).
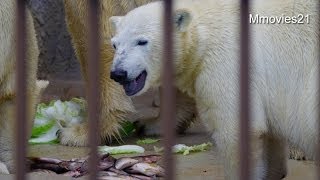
top-left (174, 9), bottom-right (192, 32)
top-left (109, 16), bottom-right (123, 33)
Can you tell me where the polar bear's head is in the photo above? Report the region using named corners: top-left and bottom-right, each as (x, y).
top-left (109, 2), bottom-right (192, 96)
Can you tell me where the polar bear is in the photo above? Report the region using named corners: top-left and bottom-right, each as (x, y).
top-left (0, 0), bottom-right (49, 173)
top-left (109, 0), bottom-right (319, 179)
top-left (62, 0), bottom-right (196, 146)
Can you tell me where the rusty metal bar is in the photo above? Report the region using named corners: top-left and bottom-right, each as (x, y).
top-left (318, 0), bottom-right (320, 179)
top-left (161, 0), bottom-right (176, 180)
top-left (239, 0), bottom-right (251, 179)
top-left (87, 0), bottom-right (101, 179)
top-left (15, 0), bottom-right (27, 179)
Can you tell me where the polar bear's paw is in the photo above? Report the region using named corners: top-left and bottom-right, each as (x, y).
top-left (57, 124), bottom-right (90, 147)
top-left (289, 147), bottom-right (307, 161)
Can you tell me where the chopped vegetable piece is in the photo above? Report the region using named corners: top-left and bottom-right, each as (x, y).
top-left (153, 142), bottom-right (212, 155)
top-left (31, 119), bottom-right (56, 138)
top-left (98, 145), bottom-right (145, 155)
top-left (136, 138), bottom-right (160, 145)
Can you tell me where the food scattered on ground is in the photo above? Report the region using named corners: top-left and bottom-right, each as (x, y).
top-left (28, 154), bottom-right (164, 179)
top-left (99, 145), bottom-right (145, 155)
top-left (154, 142), bottom-right (212, 155)
top-left (29, 98), bottom-right (136, 144)
top-left (115, 157), bottom-right (139, 170)
top-left (125, 163), bottom-right (165, 177)
top-left (131, 155), bottom-right (162, 164)
top-left (136, 138), bottom-right (160, 145)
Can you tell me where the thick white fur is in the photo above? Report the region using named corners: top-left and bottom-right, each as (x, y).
top-left (110, 0), bottom-right (319, 179)
top-left (0, 0), bottom-right (48, 173)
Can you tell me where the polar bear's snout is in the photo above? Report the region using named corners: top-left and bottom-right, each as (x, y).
top-left (110, 69), bottom-right (128, 84)
top-left (110, 67), bottom-right (148, 96)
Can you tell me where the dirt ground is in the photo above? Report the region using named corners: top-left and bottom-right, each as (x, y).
top-left (0, 80), bottom-right (317, 179)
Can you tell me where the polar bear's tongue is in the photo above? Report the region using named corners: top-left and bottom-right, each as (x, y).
top-left (124, 80), bottom-right (138, 92)
top-left (123, 71), bottom-right (147, 96)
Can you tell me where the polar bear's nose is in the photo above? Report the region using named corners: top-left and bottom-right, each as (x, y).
top-left (110, 69), bottom-right (128, 83)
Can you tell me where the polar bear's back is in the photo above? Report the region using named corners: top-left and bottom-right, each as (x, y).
top-left (250, 0), bottom-right (319, 99)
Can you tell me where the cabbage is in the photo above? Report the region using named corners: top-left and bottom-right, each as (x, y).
top-left (29, 98), bottom-right (136, 144)
top-left (154, 142), bottom-right (213, 155)
top-left (98, 145), bottom-right (145, 155)
top-left (136, 138), bottom-right (160, 145)
top-left (29, 98), bottom-right (86, 144)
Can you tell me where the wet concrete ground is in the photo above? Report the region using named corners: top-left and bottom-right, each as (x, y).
top-left (0, 124), bottom-right (316, 179)
top-left (0, 80), bottom-right (316, 179)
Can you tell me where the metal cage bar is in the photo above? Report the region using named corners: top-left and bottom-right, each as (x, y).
top-left (161, 0), bottom-right (176, 180)
top-left (15, 0), bottom-right (27, 179)
top-left (239, 0), bottom-right (251, 180)
top-left (11, 0), bottom-right (320, 180)
top-left (318, 0), bottom-right (320, 179)
top-left (87, 0), bottom-right (101, 180)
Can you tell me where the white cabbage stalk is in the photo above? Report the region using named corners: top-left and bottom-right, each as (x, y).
top-left (98, 145), bottom-right (145, 155)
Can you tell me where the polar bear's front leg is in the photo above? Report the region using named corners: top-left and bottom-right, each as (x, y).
top-left (262, 136), bottom-right (288, 179)
top-left (213, 134), bottom-right (240, 180)
top-left (213, 131), bottom-right (263, 180)
top-left (214, 131), bottom-right (287, 180)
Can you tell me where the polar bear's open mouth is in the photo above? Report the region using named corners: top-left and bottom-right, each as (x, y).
top-left (122, 70), bottom-right (147, 96)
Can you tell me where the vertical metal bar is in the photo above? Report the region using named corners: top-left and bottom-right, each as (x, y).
top-left (318, 0), bottom-right (320, 179)
top-left (161, 0), bottom-right (176, 180)
top-left (239, 0), bottom-right (250, 179)
top-left (15, 0), bottom-right (27, 179)
top-left (87, 0), bottom-right (101, 179)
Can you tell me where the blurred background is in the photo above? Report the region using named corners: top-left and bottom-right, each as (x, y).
top-left (28, 0), bottom-right (85, 102)
top-left (28, 0), bottom-right (80, 80)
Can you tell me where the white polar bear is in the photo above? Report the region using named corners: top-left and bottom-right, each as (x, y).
top-left (109, 0), bottom-right (319, 179)
top-left (0, 0), bottom-right (49, 173)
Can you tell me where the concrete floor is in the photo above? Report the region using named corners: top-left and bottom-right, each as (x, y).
top-left (0, 82), bottom-right (316, 179)
top-left (0, 123), bottom-right (315, 180)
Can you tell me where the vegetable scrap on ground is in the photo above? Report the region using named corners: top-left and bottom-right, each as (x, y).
top-left (136, 138), bottom-right (160, 145)
top-left (154, 142), bottom-right (212, 155)
top-left (28, 99), bottom-right (213, 178)
top-left (29, 98), bottom-right (135, 144)
top-left (99, 145), bottom-right (145, 155)
top-left (28, 154), bottom-right (164, 179)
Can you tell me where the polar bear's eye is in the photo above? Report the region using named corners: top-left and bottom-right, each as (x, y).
top-left (137, 40), bottom-right (148, 46)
